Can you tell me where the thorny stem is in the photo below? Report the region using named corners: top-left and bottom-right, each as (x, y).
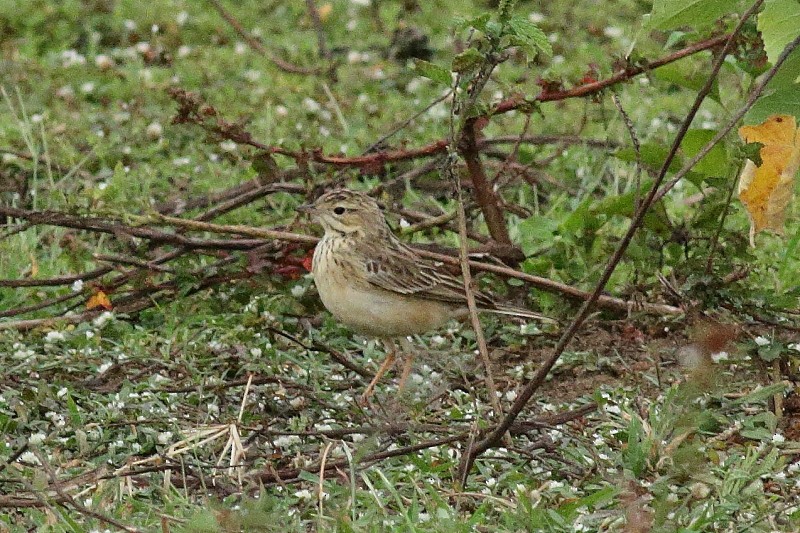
top-left (456, 0), bottom-right (769, 482)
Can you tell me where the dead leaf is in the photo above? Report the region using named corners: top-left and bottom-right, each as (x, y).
top-left (318, 3), bottom-right (333, 22)
top-left (86, 290), bottom-right (113, 310)
top-left (737, 114), bottom-right (800, 245)
top-left (29, 253), bottom-right (39, 278)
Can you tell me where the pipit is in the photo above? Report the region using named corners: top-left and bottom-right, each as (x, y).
top-left (297, 189), bottom-right (551, 401)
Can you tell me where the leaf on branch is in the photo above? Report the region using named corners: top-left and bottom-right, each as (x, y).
top-left (412, 59), bottom-right (452, 86)
top-left (757, 0), bottom-right (800, 65)
top-left (506, 17), bottom-right (552, 58)
top-left (648, 0), bottom-right (743, 31)
top-left (454, 13), bottom-right (491, 32)
top-left (451, 48), bottom-right (485, 73)
top-left (737, 114), bottom-right (800, 245)
top-left (87, 290), bottom-right (113, 311)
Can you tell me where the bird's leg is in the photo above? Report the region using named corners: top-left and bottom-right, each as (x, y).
top-left (360, 339), bottom-right (397, 403)
top-left (396, 336), bottom-right (415, 393)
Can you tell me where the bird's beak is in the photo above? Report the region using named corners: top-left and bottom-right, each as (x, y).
top-left (296, 203), bottom-right (316, 214)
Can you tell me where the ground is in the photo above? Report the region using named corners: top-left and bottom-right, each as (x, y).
top-left (1, 0), bottom-right (800, 531)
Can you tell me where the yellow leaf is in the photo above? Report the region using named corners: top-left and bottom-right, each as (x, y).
top-left (737, 114), bottom-right (800, 245)
top-left (318, 3), bottom-right (333, 22)
top-left (29, 253), bottom-right (39, 278)
top-left (86, 290), bottom-right (113, 310)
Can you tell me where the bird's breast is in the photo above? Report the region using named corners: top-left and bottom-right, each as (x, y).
top-left (311, 237), bottom-right (454, 337)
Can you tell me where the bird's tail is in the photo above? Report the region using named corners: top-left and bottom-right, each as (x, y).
top-left (483, 305), bottom-right (557, 324)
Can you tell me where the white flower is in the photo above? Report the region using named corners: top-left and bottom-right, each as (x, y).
top-left (755, 336), bottom-right (771, 346)
top-left (45, 331), bottom-right (66, 343)
top-left (399, 218), bottom-right (410, 229)
top-left (172, 157), bottom-right (191, 166)
top-left (689, 482), bottom-right (710, 499)
top-left (293, 489), bottom-right (313, 499)
top-left (94, 54), bottom-right (115, 70)
top-left (135, 41), bottom-right (152, 54)
top-left (61, 49), bottom-right (86, 67)
top-left (177, 45), bottom-right (192, 58)
top-left (157, 431), bottom-right (173, 444)
top-left (80, 82), bottom-right (95, 94)
top-left (19, 451), bottom-right (41, 465)
top-left (528, 12), bottom-right (545, 23)
top-left (773, 433), bottom-right (786, 444)
top-left (302, 97), bottom-right (321, 113)
top-left (71, 279), bottom-right (84, 292)
top-left (290, 285), bottom-right (306, 298)
top-left (220, 140), bottom-right (237, 152)
top-left (273, 435), bottom-right (301, 447)
top-left (124, 19), bottom-right (137, 30)
top-left (275, 105), bottom-right (288, 117)
top-left (711, 351), bottom-right (729, 363)
top-left (249, 347), bottom-right (262, 357)
top-left (176, 11), bottom-right (189, 25)
top-left (93, 311), bottom-right (114, 327)
top-left (603, 26), bottom-right (623, 39)
top-left (146, 122), bottom-right (163, 139)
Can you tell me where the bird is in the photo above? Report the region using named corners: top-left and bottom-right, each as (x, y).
top-left (297, 188), bottom-right (552, 402)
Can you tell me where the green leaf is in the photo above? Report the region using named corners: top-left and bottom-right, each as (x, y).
top-left (741, 141), bottom-right (764, 166)
top-left (731, 382), bottom-right (788, 405)
top-left (66, 392), bottom-right (82, 426)
top-left (680, 129), bottom-right (728, 177)
top-left (653, 59), bottom-right (720, 102)
top-left (455, 13), bottom-right (491, 32)
top-left (451, 47), bottom-right (485, 73)
top-left (412, 59), bottom-right (452, 86)
top-left (589, 184), bottom-right (672, 235)
top-left (758, 342), bottom-right (784, 362)
top-left (507, 16), bottom-right (552, 56)
top-left (648, 0), bottom-right (744, 30)
top-left (746, 89), bottom-right (800, 124)
top-left (757, 0), bottom-right (800, 64)
top-left (745, 48), bottom-right (800, 123)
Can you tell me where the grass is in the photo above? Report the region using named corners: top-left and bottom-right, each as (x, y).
top-left (2, 0), bottom-right (800, 531)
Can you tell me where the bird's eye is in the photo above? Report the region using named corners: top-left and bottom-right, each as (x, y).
top-left (333, 206), bottom-right (346, 215)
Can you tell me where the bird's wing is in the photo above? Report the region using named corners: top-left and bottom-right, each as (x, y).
top-left (361, 241), bottom-right (496, 308)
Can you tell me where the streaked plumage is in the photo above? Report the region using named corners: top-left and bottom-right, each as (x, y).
top-left (297, 188), bottom-right (551, 400)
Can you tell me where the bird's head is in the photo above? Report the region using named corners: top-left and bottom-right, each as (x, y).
top-left (297, 189), bottom-right (387, 237)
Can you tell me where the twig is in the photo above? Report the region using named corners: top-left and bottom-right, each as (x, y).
top-left (94, 253), bottom-right (177, 273)
top-left (252, 434), bottom-right (464, 484)
top-left (267, 326), bottom-right (371, 379)
top-left (305, 0), bottom-right (331, 60)
top-left (460, 118), bottom-right (514, 248)
top-left (206, 0), bottom-right (318, 75)
top-left (0, 290), bottom-right (84, 318)
top-left (33, 449), bottom-right (140, 532)
top-left (478, 134), bottom-right (618, 150)
top-left (364, 92), bottom-right (452, 153)
top-left (492, 32), bottom-right (734, 115)
top-left (454, 170), bottom-right (505, 422)
top-left (0, 206), bottom-right (268, 250)
top-left (704, 161), bottom-right (744, 274)
top-left (456, 0), bottom-right (764, 482)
